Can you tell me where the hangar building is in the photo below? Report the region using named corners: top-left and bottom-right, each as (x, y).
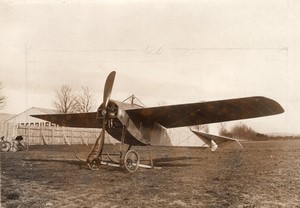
top-left (0, 107), bottom-right (116, 145)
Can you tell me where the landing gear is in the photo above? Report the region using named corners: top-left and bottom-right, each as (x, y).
top-left (85, 122), bottom-right (158, 172)
top-left (85, 125), bottom-right (143, 172)
top-left (120, 126), bottom-right (140, 172)
top-left (124, 150), bottom-right (140, 172)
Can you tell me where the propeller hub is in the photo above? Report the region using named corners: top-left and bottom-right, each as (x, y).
top-left (101, 109), bottom-right (107, 116)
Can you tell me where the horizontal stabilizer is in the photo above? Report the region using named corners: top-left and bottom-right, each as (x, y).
top-left (191, 130), bottom-right (243, 151)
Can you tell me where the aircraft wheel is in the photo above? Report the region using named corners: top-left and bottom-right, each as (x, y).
top-left (0, 141), bottom-right (11, 152)
top-left (88, 158), bottom-right (101, 170)
top-left (124, 150), bottom-right (140, 172)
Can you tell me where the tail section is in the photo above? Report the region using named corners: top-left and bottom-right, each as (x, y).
top-left (191, 130), bottom-right (243, 151)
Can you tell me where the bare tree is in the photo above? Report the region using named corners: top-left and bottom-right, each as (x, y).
top-left (231, 122), bottom-right (256, 140)
top-left (0, 82), bottom-right (6, 110)
top-left (219, 123), bottom-right (232, 137)
top-left (53, 85), bottom-right (78, 113)
top-left (76, 86), bottom-right (96, 113)
top-left (219, 122), bottom-right (256, 140)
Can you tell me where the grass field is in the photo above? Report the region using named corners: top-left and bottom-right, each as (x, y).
top-left (1, 140), bottom-right (300, 208)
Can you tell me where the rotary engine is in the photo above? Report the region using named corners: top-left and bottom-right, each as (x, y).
top-left (97, 101), bottom-right (119, 119)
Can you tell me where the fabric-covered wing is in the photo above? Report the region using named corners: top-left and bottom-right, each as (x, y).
top-left (125, 96), bottom-right (284, 128)
top-left (31, 112), bottom-right (102, 128)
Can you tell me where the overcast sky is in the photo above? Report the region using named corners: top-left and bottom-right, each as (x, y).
top-left (0, 0), bottom-right (299, 134)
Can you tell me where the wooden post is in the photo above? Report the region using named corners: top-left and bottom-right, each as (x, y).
top-left (62, 128), bottom-right (66, 145)
top-left (40, 127), bottom-right (46, 145)
top-left (81, 130), bottom-right (88, 145)
top-left (79, 130), bottom-right (83, 145)
top-left (51, 128), bottom-right (54, 145)
top-left (28, 126), bottom-right (31, 144)
top-left (62, 128), bottom-right (70, 145)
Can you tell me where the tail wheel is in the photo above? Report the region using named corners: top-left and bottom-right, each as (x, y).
top-left (0, 141), bottom-right (11, 152)
top-left (124, 150), bottom-right (140, 172)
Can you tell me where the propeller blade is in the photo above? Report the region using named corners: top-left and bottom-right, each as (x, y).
top-left (96, 71), bottom-right (116, 158)
top-left (87, 71), bottom-right (116, 164)
top-left (103, 71), bottom-right (116, 110)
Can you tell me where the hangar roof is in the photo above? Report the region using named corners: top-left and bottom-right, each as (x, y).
top-left (5, 107), bottom-right (57, 124)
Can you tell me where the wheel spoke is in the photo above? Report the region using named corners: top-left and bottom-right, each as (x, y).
top-left (124, 150), bottom-right (140, 172)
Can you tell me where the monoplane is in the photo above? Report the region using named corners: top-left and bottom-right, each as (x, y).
top-left (32, 71), bottom-right (284, 172)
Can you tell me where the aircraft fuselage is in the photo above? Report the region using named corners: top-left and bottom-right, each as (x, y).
top-left (100, 100), bottom-right (173, 146)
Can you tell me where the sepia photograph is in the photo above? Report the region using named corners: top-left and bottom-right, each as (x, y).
top-left (0, 0), bottom-right (299, 207)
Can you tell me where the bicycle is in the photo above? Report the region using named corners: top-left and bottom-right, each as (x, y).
top-left (10, 136), bottom-right (28, 152)
top-left (0, 136), bottom-right (11, 152)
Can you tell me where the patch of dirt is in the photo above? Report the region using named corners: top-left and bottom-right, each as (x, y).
top-left (1, 140), bottom-right (300, 207)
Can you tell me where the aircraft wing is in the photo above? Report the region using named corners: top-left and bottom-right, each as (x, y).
top-left (31, 112), bottom-right (102, 128)
top-left (125, 96), bottom-right (284, 128)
